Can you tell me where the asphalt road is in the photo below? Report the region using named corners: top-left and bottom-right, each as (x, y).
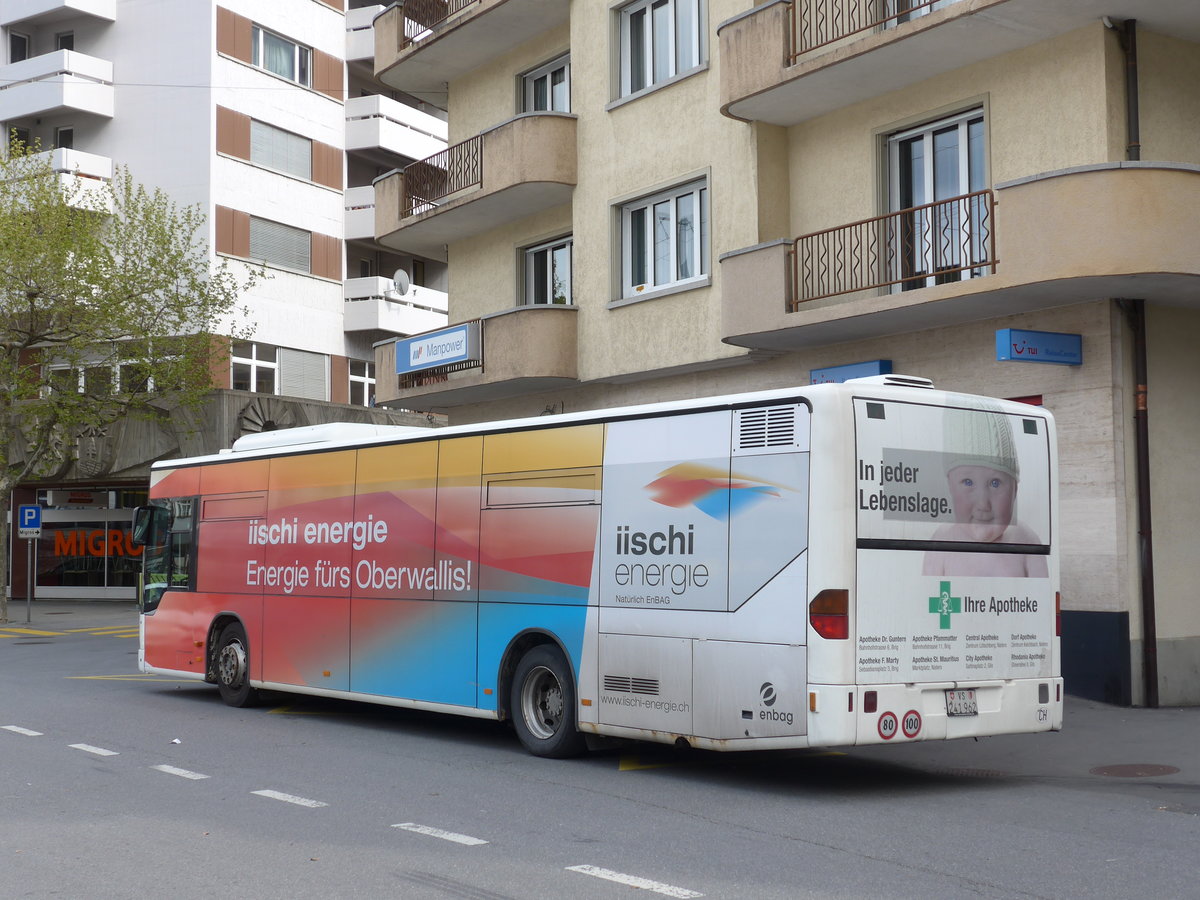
top-left (2, 604), bottom-right (1197, 899)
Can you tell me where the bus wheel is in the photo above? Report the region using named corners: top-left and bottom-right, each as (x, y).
top-left (511, 645), bottom-right (586, 758)
top-left (215, 622), bottom-right (260, 708)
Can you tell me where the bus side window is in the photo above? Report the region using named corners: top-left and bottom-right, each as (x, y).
top-left (168, 497), bottom-right (198, 591)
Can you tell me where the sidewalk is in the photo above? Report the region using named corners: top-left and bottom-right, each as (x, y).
top-left (0, 598), bottom-right (138, 630)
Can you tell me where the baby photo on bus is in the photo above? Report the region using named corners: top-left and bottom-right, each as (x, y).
top-left (922, 406), bottom-right (1048, 578)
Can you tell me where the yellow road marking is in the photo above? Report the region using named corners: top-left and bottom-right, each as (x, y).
top-left (0, 627), bottom-right (63, 637)
top-left (268, 705), bottom-right (346, 716)
top-left (619, 755), bottom-right (676, 771)
top-left (67, 674), bottom-right (194, 682)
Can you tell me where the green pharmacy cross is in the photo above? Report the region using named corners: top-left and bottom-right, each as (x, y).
top-left (929, 581), bottom-right (961, 630)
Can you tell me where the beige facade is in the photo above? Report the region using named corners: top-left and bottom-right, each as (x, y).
top-left (373, 0), bottom-right (1200, 705)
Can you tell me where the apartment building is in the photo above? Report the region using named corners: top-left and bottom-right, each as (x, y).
top-left (371, 0), bottom-right (1200, 705)
top-left (1, 0), bottom-right (448, 599)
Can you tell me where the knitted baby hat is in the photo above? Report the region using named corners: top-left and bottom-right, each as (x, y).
top-left (942, 405), bottom-right (1019, 479)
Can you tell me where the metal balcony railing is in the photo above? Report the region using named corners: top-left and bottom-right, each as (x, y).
top-left (790, 189), bottom-right (995, 307)
top-left (790, 0), bottom-right (956, 61)
top-left (401, 0), bottom-right (480, 48)
top-left (400, 134), bottom-right (483, 218)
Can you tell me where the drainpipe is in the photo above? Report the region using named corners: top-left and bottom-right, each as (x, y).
top-left (1118, 299), bottom-right (1159, 707)
top-left (1116, 19), bottom-right (1141, 161)
top-left (1111, 21), bottom-right (1157, 706)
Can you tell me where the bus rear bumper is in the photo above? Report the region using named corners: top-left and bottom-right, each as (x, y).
top-left (850, 678), bottom-right (1064, 746)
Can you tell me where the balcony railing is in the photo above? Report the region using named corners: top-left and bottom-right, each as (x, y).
top-left (401, 134), bottom-right (483, 218)
top-left (790, 0), bottom-right (957, 60)
top-left (401, 0), bottom-right (479, 48)
top-left (790, 189), bottom-right (995, 307)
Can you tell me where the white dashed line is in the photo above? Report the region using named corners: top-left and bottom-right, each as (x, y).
top-left (2, 726), bottom-right (43, 736)
top-left (69, 744), bottom-right (119, 757)
top-left (566, 865), bottom-right (703, 898)
top-left (251, 789), bottom-right (328, 808)
top-left (391, 823), bottom-right (489, 846)
top-left (152, 764), bottom-right (210, 780)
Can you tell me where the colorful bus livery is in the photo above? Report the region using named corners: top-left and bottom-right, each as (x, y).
top-left (135, 376), bottom-right (1063, 757)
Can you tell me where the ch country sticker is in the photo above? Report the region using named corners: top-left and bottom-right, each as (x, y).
top-left (928, 580), bottom-right (961, 629)
top-left (644, 462), bottom-right (791, 520)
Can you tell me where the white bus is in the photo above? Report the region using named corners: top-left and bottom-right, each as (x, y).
top-left (135, 375), bottom-right (1062, 756)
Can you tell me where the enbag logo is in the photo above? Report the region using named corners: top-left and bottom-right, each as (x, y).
top-left (759, 682), bottom-right (777, 707)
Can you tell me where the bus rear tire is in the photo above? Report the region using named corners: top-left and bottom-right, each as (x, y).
top-left (511, 645), bottom-right (585, 758)
top-left (215, 622), bottom-right (260, 708)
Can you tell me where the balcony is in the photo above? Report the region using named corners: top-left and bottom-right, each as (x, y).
top-left (0, 0), bottom-right (115, 26)
top-left (345, 94), bottom-right (448, 168)
top-left (0, 50), bottom-right (113, 121)
top-left (344, 277), bottom-right (449, 337)
top-left (374, 0), bottom-right (571, 107)
top-left (374, 304), bottom-right (578, 410)
top-left (375, 113), bottom-right (576, 261)
top-left (719, 0), bottom-right (1200, 126)
top-left (344, 186), bottom-right (376, 241)
top-left (43, 146), bottom-right (113, 211)
top-left (345, 4), bottom-right (384, 63)
top-left (719, 163), bottom-right (1200, 350)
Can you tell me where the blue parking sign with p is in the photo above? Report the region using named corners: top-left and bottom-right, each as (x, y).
top-left (18, 505), bottom-right (41, 537)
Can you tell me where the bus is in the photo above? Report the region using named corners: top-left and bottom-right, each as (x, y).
top-left (133, 375), bottom-right (1062, 757)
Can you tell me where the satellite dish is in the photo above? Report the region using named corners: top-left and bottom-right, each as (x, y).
top-left (391, 268), bottom-right (411, 297)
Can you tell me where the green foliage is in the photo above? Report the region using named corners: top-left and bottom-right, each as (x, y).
top-left (0, 141), bottom-right (255, 485)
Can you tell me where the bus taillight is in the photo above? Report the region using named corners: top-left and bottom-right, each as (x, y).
top-left (809, 589), bottom-right (849, 640)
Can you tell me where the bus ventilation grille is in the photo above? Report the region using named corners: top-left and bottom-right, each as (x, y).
top-left (736, 406), bottom-right (797, 450)
top-left (603, 675), bottom-right (660, 696)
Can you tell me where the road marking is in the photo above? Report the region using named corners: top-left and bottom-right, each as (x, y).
top-left (152, 765), bottom-right (210, 780)
top-left (251, 789), bottom-right (328, 808)
top-left (0, 627), bottom-right (62, 637)
top-left (391, 823), bottom-right (489, 846)
top-left (2, 725), bottom-right (43, 736)
top-left (567, 865), bottom-right (703, 898)
top-left (70, 743), bottom-right (119, 757)
top-left (67, 674), bottom-right (193, 682)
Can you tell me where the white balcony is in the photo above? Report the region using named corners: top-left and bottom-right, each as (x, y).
top-left (345, 94), bottom-right (447, 165)
top-left (344, 276), bottom-right (448, 336)
top-left (0, 50), bottom-right (114, 121)
top-left (344, 185), bottom-right (377, 241)
top-left (0, 0), bottom-right (115, 26)
top-left (4, 148), bottom-right (113, 212)
top-left (346, 4), bottom-right (384, 63)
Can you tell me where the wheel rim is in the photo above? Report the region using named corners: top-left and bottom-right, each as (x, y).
top-left (520, 664), bottom-right (564, 740)
top-left (218, 639), bottom-right (247, 689)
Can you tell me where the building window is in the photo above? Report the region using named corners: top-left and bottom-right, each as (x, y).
top-left (619, 0), bottom-right (702, 97)
top-left (523, 55), bottom-right (570, 112)
top-left (9, 31), bottom-right (30, 63)
top-left (231, 342), bottom-right (278, 394)
top-left (349, 360), bottom-right (375, 407)
top-left (251, 25), bottom-right (311, 87)
top-left (10, 127), bottom-right (32, 150)
top-left (250, 120), bottom-right (312, 180)
top-left (889, 0), bottom-right (961, 27)
top-left (55, 32), bottom-right (74, 51)
top-left (621, 180), bottom-right (707, 298)
top-left (54, 127), bottom-right (74, 150)
top-left (887, 108), bottom-right (986, 290)
top-left (248, 216), bottom-right (311, 272)
top-left (524, 237), bottom-right (572, 305)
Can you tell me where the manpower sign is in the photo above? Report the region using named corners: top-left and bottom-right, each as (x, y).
top-left (395, 323), bottom-right (481, 375)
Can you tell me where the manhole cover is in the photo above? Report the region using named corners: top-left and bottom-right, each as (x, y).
top-left (1090, 763), bottom-right (1180, 777)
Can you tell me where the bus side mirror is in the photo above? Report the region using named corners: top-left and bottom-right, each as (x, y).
top-left (131, 505), bottom-right (170, 547)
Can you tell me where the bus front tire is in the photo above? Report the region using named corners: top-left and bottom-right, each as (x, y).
top-left (511, 645), bottom-right (586, 758)
top-left (215, 622), bottom-right (260, 708)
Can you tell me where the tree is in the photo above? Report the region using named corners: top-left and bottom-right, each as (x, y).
top-left (1, 143), bottom-right (255, 622)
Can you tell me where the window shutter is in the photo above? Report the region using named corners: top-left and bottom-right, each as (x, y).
top-left (249, 217), bottom-right (311, 271)
top-left (279, 348), bottom-right (328, 400)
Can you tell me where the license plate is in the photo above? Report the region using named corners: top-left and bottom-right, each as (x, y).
top-left (945, 689), bottom-right (978, 716)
